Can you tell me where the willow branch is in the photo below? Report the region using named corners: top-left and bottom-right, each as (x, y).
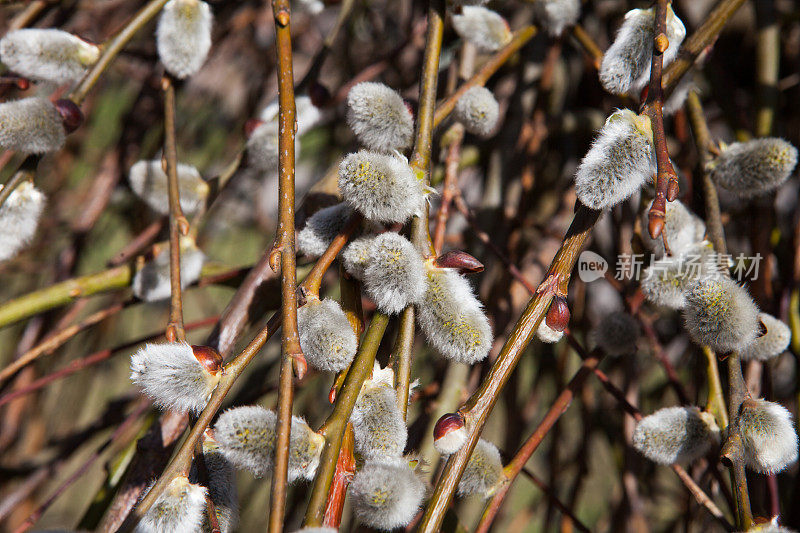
top-left (0, 300), bottom-right (128, 384)
top-left (685, 87), bottom-right (752, 529)
top-left (642, 0), bottom-right (679, 240)
top-left (662, 0), bottom-right (748, 95)
top-left (0, 316), bottom-right (219, 408)
top-left (475, 351), bottom-right (604, 533)
top-left (0, 261), bottom-right (241, 330)
top-left (417, 205), bottom-right (601, 532)
top-left (68, 0), bottom-right (171, 105)
top-left (266, 1), bottom-right (302, 529)
top-left (123, 222), bottom-right (352, 529)
top-left (161, 75), bottom-right (187, 342)
top-left (433, 26), bottom-right (536, 128)
top-left (570, 24), bottom-right (603, 69)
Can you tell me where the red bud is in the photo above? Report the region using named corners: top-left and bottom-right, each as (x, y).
top-left (434, 250), bottom-right (484, 274)
top-left (434, 412), bottom-right (465, 441)
top-left (54, 99), bottom-right (83, 133)
top-left (191, 345), bottom-right (224, 375)
top-left (545, 296), bottom-right (570, 332)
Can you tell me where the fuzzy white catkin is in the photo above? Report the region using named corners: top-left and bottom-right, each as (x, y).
top-left (214, 406), bottom-right (324, 481)
top-left (457, 439), bottom-right (505, 497)
top-left (0, 182), bottom-right (45, 263)
top-left (190, 442), bottom-right (238, 533)
top-left (640, 200), bottom-right (706, 258)
top-left (709, 138), bottom-right (798, 197)
top-left (0, 97), bottom-right (66, 153)
top-left (738, 399), bottom-right (798, 474)
top-left (599, 6), bottom-right (685, 95)
top-left (156, 0), bottom-right (213, 79)
top-left (288, 415), bottom-right (326, 482)
top-left (0, 29), bottom-right (100, 83)
top-left (641, 244), bottom-right (721, 309)
top-left (452, 7), bottom-right (512, 52)
top-left (532, 0), bottom-right (580, 37)
top-left (341, 235), bottom-right (375, 280)
top-left (297, 298), bottom-right (358, 373)
top-left (297, 202), bottom-right (354, 258)
top-left (214, 405), bottom-right (277, 477)
top-left (632, 406), bottom-right (720, 465)
top-left (683, 277), bottom-right (759, 353)
top-left (453, 86), bottom-right (500, 137)
top-left (132, 238), bottom-right (206, 302)
top-left (574, 109), bottom-right (655, 210)
top-left (130, 342), bottom-right (220, 414)
top-left (362, 232), bottom-right (426, 314)
top-left (351, 381), bottom-right (408, 459)
top-left (417, 264), bottom-right (492, 364)
top-left (740, 313), bottom-right (791, 361)
top-left (128, 160), bottom-right (209, 216)
top-left (593, 311), bottom-right (640, 355)
top-left (346, 82), bottom-right (414, 153)
top-left (536, 320), bottom-right (564, 344)
top-left (338, 150), bottom-right (426, 224)
top-left (349, 458), bottom-right (425, 530)
top-left (136, 476), bottom-right (207, 533)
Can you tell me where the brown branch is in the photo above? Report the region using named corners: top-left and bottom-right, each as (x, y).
top-left (266, 1), bottom-right (302, 530)
top-left (662, 0), bottom-right (748, 95)
top-left (432, 123), bottom-right (464, 254)
top-left (123, 220), bottom-right (352, 529)
top-left (643, 0), bottom-right (679, 240)
top-left (0, 316), bottom-right (219, 408)
top-left (432, 25), bottom-right (537, 128)
top-left (417, 204), bottom-right (601, 532)
top-left (570, 24), bottom-right (603, 70)
top-left (161, 75), bottom-right (188, 342)
top-left (12, 400), bottom-right (150, 533)
top-left (0, 300), bottom-right (128, 384)
top-left (475, 351), bottom-right (604, 533)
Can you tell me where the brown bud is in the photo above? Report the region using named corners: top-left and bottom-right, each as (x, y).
top-left (244, 118), bottom-right (265, 138)
top-left (434, 412), bottom-right (464, 440)
top-left (54, 99), bottom-right (83, 133)
top-left (191, 345), bottom-right (224, 375)
top-left (434, 412), bottom-right (467, 455)
top-left (654, 33), bottom-right (669, 54)
top-left (545, 296), bottom-right (569, 332)
top-left (434, 250), bottom-right (484, 274)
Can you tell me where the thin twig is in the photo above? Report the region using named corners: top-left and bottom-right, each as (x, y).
top-left (266, 1), bottom-right (302, 529)
top-left (662, 0), bottom-right (748, 95)
top-left (0, 300), bottom-right (128, 384)
top-left (643, 0), bottom-right (679, 240)
top-left (475, 351), bottom-right (604, 533)
top-left (418, 205), bottom-right (601, 532)
top-left (12, 400), bottom-right (150, 533)
top-left (0, 316), bottom-right (219, 407)
top-left (161, 75), bottom-right (188, 342)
